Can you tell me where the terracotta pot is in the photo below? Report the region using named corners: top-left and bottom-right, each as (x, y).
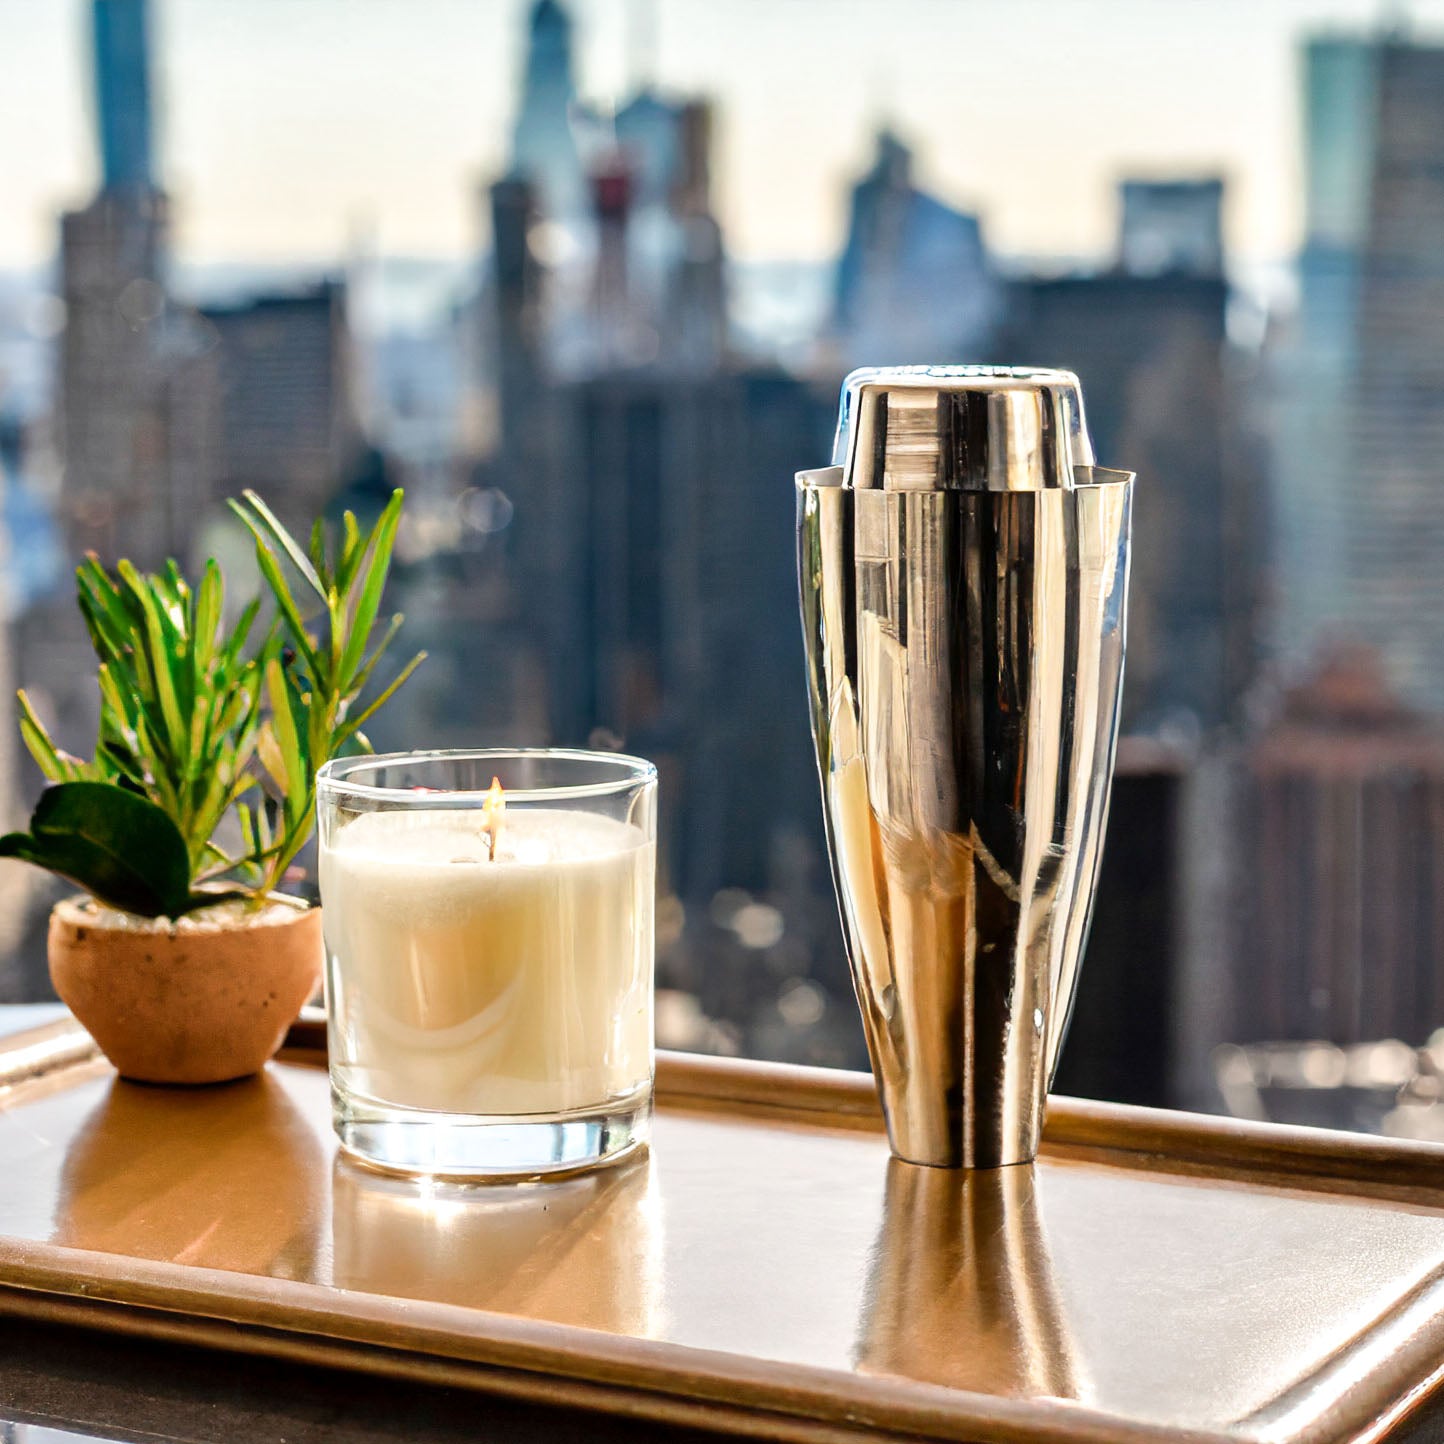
top-left (48, 896), bottom-right (323, 1085)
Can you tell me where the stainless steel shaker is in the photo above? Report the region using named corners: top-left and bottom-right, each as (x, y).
top-left (798, 367), bottom-right (1133, 1168)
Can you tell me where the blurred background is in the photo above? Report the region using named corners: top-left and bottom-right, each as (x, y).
top-left (4, 0), bottom-right (1444, 1128)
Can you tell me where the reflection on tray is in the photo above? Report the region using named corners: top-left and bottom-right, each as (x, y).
top-left (331, 1151), bottom-right (661, 1334)
top-left (57, 1073), bottom-right (328, 1278)
top-left (859, 1160), bottom-right (1082, 1400)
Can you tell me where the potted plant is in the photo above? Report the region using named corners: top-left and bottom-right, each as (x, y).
top-left (0, 490), bottom-right (424, 1084)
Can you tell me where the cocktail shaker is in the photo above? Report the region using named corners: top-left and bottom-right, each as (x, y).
top-left (798, 367), bottom-right (1132, 1168)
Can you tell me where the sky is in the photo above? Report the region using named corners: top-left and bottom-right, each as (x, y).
top-left (2, 0), bottom-right (1442, 273)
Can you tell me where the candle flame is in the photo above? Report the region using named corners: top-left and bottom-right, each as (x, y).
top-left (481, 776), bottom-right (506, 861)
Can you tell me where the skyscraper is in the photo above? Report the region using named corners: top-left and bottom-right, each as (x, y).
top-left (198, 283), bottom-right (363, 537)
top-left (998, 178), bottom-right (1242, 732)
top-left (1272, 36), bottom-right (1444, 713)
top-left (92, 0), bottom-right (154, 192)
top-left (512, 0), bottom-right (587, 223)
top-left (828, 130), bottom-right (998, 371)
top-left (58, 0), bottom-right (205, 566)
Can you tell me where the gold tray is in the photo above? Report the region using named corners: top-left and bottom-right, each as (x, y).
top-left (4, 1016), bottom-right (1444, 1444)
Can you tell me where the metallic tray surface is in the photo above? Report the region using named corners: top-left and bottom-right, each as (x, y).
top-left (3, 1018), bottom-right (1444, 1442)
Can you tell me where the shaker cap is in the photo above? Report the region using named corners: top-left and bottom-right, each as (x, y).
top-left (830, 365), bottom-right (1117, 492)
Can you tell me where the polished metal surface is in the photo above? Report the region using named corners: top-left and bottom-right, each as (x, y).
top-left (800, 365), bottom-right (1132, 1167)
top-left (833, 364), bottom-right (1095, 491)
top-left (5, 1034), bottom-right (1444, 1442)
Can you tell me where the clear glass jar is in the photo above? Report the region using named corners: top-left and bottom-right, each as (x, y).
top-left (317, 749), bottom-right (656, 1179)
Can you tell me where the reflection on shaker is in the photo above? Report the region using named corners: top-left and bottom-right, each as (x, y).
top-left (858, 1159), bottom-right (1082, 1401)
top-left (56, 1073), bottom-right (328, 1279)
top-left (331, 1151), bottom-right (661, 1334)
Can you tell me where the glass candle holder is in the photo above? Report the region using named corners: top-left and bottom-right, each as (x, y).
top-left (317, 749), bottom-right (656, 1179)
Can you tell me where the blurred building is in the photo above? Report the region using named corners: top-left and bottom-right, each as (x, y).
top-left (198, 282), bottom-right (363, 537)
top-left (827, 129), bottom-right (999, 371)
top-left (1236, 646), bottom-right (1444, 1045)
top-left (998, 178), bottom-right (1250, 733)
top-left (489, 101), bottom-right (834, 905)
top-left (55, 0), bottom-right (369, 568)
top-left (1119, 178), bottom-right (1225, 276)
top-left (511, 0), bottom-right (588, 225)
top-left (92, 0), bottom-right (154, 191)
top-left (57, 0), bottom-right (205, 567)
top-left (1272, 36), bottom-right (1444, 714)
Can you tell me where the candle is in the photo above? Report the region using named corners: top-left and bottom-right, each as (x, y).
top-left (320, 805), bottom-right (655, 1118)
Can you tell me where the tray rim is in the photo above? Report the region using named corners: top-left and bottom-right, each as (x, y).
top-left (4, 1013), bottom-right (1444, 1444)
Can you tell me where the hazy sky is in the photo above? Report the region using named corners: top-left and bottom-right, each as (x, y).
top-left (2, 0), bottom-right (1440, 271)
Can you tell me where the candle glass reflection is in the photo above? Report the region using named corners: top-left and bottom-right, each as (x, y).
top-left (317, 749), bottom-right (657, 1179)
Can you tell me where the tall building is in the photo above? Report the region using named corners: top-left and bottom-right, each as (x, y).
top-left (827, 130), bottom-right (998, 371)
top-left (487, 57), bottom-right (832, 905)
top-left (92, 0), bottom-right (154, 192)
top-left (1272, 36), bottom-right (1444, 713)
top-left (512, 0), bottom-right (587, 223)
top-left (530, 364), bottom-right (831, 901)
top-left (57, 0), bottom-right (205, 567)
top-left (198, 283), bottom-right (362, 536)
top-left (998, 178), bottom-right (1246, 732)
top-left (58, 187), bottom-right (175, 562)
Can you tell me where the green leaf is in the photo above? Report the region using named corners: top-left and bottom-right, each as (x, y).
top-left (338, 650), bottom-right (427, 744)
top-left (262, 658), bottom-right (305, 804)
top-left (16, 692), bottom-right (77, 783)
top-left (222, 597), bottom-right (262, 667)
top-left (346, 612), bottom-right (403, 699)
top-left (336, 510), bottom-right (364, 594)
top-left (0, 782), bottom-right (194, 917)
top-left (242, 528), bottom-right (322, 678)
top-left (338, 489), bottom-right (404, 687)
top-left (193, 559), bottom-right (223, 671)
top-left (117, 560), bottom-right (187, 755)
top-left (75, 559), bottom-right (135, 664)
top-left (308, 517), bottom-right (331, 591)
top-left (229, 491), bottom-right (327, 601)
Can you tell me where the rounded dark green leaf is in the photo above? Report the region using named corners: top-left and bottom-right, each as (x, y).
top-left (0, 782), bottom-right (194, 918)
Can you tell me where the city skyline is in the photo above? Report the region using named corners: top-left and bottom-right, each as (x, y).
top-left (5, 0), bottom-right (1444, 276)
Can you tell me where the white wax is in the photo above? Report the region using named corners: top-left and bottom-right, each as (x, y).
top-left (320, 808), bottom-right (654, 1116)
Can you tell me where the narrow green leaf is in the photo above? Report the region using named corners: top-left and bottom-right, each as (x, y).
top-left (16, 693), bottom-right (73, 782)
top-left (338, 651), bottom-right (427, 744)
top-left (256, 722), bottom-right (290, 797)
top-left (308, 517), bottom-right (331, 591)
top-left (222, 597), bottom-right (262, 667)
top-left (264, 657), bottom-right (306, 802)
top-left (117, 560), bottom-right (187, 754)
top-left (245, 533), bottom-right (322, 678)
top-left (336, 510), bottom-right (364, 594)
top-left (338, 489), bottom-right (404, 687)
top-left (193, 559), bottom-right (223, 671)
top-left (229, 491), bottom-right (327, 601)
top-left (75, 560), bottom-right (135, 663)
top-left (347, 612), bottom-right (402, 699)
top-left (236, 801), bottom-right (259, 865)
top-left (95, 664), bottom-right (136, 731)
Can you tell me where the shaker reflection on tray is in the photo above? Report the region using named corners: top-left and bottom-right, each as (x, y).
top-left (797, 366), bottom-right (1133, 1168)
